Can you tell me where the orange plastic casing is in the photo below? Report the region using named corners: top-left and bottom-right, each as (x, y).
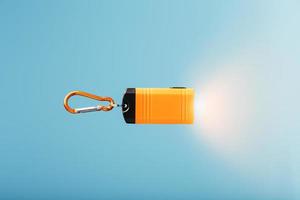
top-left (135, 88), bottom-right (194, 124)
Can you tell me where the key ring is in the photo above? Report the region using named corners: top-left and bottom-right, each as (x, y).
top-left (63, 91), bottom-right (116, 114)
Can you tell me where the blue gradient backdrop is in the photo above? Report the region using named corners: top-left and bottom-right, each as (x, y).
top-left (0, 0), bottom-right (299, 199)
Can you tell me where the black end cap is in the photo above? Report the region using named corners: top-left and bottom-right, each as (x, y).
top-left (122, 88), bottom-right (135, 124)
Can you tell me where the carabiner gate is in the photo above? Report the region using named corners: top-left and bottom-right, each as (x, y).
top-left (63, 91), bottom-right (116, 114)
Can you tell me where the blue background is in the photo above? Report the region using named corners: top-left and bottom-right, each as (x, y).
top-left (1, 0), bottom-right (299, 199)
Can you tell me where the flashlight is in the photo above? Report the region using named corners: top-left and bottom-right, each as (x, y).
top-left (64, 87), bottom-right (194, 124)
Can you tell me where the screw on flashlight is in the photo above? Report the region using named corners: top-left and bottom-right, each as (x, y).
top-left (63, 88), bottom-right (194, 124)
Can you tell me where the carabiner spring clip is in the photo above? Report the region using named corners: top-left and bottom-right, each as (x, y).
top-left (64, 91), bottom-right (116, 114)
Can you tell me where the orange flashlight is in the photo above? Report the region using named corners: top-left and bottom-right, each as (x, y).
top-left (64, 87), bottom-right (194, 124)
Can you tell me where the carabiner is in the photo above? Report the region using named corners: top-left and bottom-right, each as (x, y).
top-left (64, 91), bottom-right (116, 114)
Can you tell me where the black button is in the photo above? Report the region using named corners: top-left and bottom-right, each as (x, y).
top-left (170, 87), bottom-right (186, 89)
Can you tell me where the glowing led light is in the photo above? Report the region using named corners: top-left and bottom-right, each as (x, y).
top-left (192, 64), bottom-right (257, 159)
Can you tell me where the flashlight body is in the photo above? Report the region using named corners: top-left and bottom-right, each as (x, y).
top-left (122, 88), bottom-right (194, 124)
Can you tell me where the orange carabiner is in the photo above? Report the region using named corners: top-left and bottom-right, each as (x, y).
top-left (63, 91), bottom-right (116, 114)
